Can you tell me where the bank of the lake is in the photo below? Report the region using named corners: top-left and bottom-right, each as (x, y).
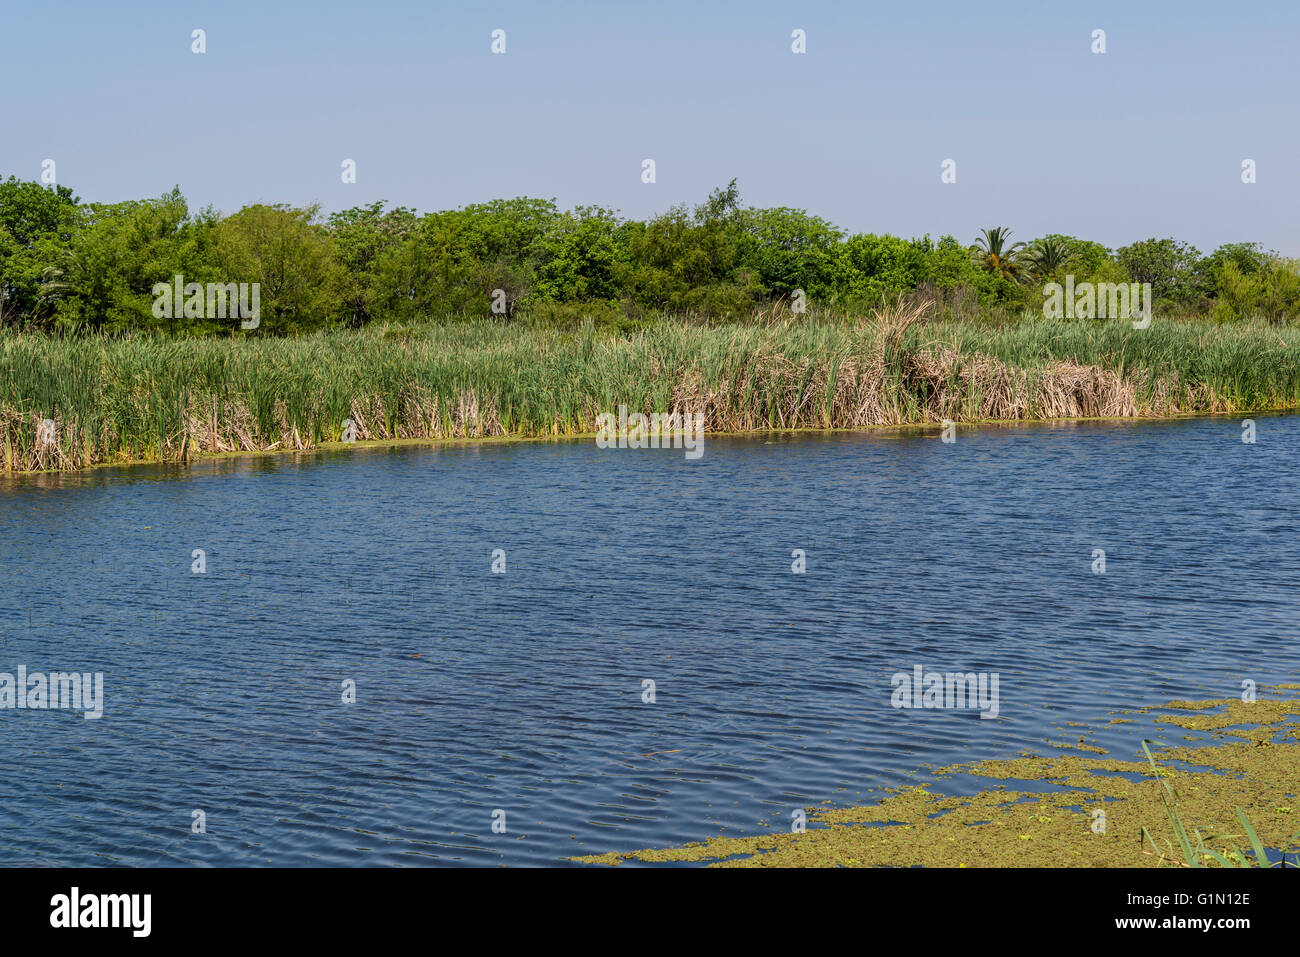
top-left (575, 693), bottom-right (1300, 868)
top-left (5, 310), bottom-right (1300, 472)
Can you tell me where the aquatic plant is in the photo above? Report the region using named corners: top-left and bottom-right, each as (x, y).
top-left (1140, 740), bottom-right (1300, 868)
top-left (4, 305), bottom-right (1300, 472)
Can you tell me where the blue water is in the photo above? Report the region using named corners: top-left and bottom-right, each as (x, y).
top-left (0, 416), bottom-right (1297, 866)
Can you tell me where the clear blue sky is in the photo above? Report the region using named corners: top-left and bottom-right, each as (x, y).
top-left (2, 0), bottom-right (1296, 253)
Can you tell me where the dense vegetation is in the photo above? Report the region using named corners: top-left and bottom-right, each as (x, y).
top-left (3, 176), bottom-right (1298, 334)
top-left (6, 310), bottom-right (1300, 471)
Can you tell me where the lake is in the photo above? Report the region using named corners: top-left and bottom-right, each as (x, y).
top-left (0, 416), bottom-right (1297, 866)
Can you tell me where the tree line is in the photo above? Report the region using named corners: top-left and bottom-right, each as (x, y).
top-left (1, 176), bottom-right (1296, 334)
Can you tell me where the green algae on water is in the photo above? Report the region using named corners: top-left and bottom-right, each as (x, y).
top-left (573, 693), bottom-right (1300, 868)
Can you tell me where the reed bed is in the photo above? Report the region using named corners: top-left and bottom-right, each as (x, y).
top-left (4, 304), bottom-right (1300, 472)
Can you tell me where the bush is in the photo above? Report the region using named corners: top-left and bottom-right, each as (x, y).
top-left (213, 204), bottom-right (342, 332)
top-left (1, 175), bottom-right (1294, 331)
top-left (1117, 238), bottom-right (1203, 310)
top-left (1211, 257), bottom-right (1300, 323)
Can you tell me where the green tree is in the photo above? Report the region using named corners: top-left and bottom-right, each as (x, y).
top-left (33, 188), bottom-right (215, 332)
top-left (831, 233), bottom-right (931, 305)
top-left (0, 177), bottom-right (79, 327)
top-left (737, 206), bottom-right (842, 302)
top-left (1024, 237), bottom-right (1075, 283)
top-left (1117, 238), bottom-right (1203, 307)
top-left (213, 204), bottom-right (341, 332)
top-left (971, 227), bottom-right (1026, 282)
top-left (328, 202), bottom-right (418, 326)
top-left (530, 206), bottom-right (628, 304)
top-left (618, 181), bottom-right (761, 316)
top-left (1198, 242), bottom-right (1268, 299)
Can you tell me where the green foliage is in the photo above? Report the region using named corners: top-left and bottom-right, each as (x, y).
top-left (1117, 238), bottom-right (1203, 307)
top-left (736, 205), bottom-right (842, 301)
top-left (328, 202), bottom-right (418, 326)
top-left (530, 206), bottom-right (627, 304)
top-left (213, 204), bottom-right (341, 332)
top-left (615, 180), bottom-right (764, 317)
top-left (8, 317), bottom-right (1300, 471)
top-left (0, 174), bottom-right (1296, 331)
top-left (1030, 235), bottom-right (1115, 281)
top-left (971, 227), bottom-right (1026, 283)
top-left (831, 234), bottom-right (933, 306)
top-left (928, 236), bottom-right (1001, 294)
top-left (0, 176), bottom-right (79, 326)
top-left (1199, 241), bottom-right (1268, 296)
top-left (1210, 257), bottom-right (1300, 323)
top-left (37, 188), bottom-right (216, 333)
top-left (1023, 237), bottom-right (1074, 283)
top-left (1139, 741), bottom-right (1300, 868)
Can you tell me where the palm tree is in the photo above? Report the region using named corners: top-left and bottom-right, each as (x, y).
top-left (34, 251), bottom-right (93, 331)
top-left (1025, 237), bottom-right (1075, 283)
top-left (971, 227), bottom-right (1025, 282)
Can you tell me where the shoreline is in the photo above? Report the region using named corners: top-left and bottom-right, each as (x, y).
top-left (573, 691), bottom-right (1300, 868)
top-left (4, 406), bottom-right (1296, 478)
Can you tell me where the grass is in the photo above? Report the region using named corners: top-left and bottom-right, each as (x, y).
top-left (5, 302), bottom-right (1300, 471)
top-left (1140, 739), bottom-right (1300, 868)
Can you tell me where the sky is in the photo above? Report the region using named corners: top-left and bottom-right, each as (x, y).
top-left (2, 0), bottom-right (1296, 253)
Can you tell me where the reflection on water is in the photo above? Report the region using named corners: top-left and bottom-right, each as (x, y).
top-left (0, 416), bottom-right (1297, 865)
